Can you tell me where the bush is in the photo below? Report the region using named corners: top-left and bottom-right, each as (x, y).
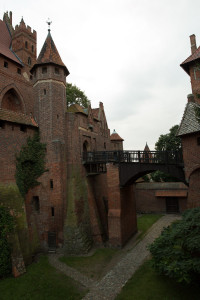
top-left (148, 207), bottom-right (200, 284)
top-left (0, 206), bottom-right (14, 278)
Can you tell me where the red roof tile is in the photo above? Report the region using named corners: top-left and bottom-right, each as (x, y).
top-left (0, 108), bottom-right (38, 127)
top-left (31, 31), bottom-right (69, 75)
top-left (0, 20), bottom-right (22, 65)
top-left (110, 130), bottom-right (124, 141)
top-left (180, 45), bottom-right (200, 74)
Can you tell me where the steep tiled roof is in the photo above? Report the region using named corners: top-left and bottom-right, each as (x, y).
top-left (110, 129), bottom-right (124, 141)
top-left (31, 31), bottom-right (69, 75)
top-left (180, 46), bottom-right (200, 75)
top-left (177, 101), bottom-right (200, 136)
top-left (0, 108), bottom-right (38, 127)
top-left (0, 20), bottom-right (22, 65)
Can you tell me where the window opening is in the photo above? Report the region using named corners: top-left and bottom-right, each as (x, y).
top-left (31, 45), bottom-right (34, 52)
top-left (25, 41), bottom-right (28, 49)
top-left (42, 67), bottom-right (47, 74)
top-left (32, 196), bottom-right (40, 212)
top-left (20, 125), bottom-right (27, 132)
top-left (51, 207), bottom-right (55, 217)
top-left (4, 61), bottom-right (8, 68)
top-left (44, 89), bottom-right (46, 95)
top-left (50, 179), bottom-right (53, 189)
top-left (55, 67), bottom-right (59, 74)
top-left (17, 68), bottom-right (21, 74)
top-left (28, 57), bottom-right (31, 66)
top-left (0, 121), bottom-right (5, 129)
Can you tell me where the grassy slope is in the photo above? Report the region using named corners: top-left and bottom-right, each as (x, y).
top-left (0, 256), bottom-right (86, 300)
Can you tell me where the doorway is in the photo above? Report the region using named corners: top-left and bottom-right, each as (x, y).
top-left (166, 197), bottom-right (179, 213)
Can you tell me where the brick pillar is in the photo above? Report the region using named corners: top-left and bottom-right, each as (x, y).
top-left (107, 163), bottom-right (122, 246)
top-left (107, 163), bottom-right (137, 247)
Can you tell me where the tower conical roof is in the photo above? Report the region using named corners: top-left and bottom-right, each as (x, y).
top-left (110, 129), bottom-right (124, 141)
top-left (31, 31), bottom-right (69, 75)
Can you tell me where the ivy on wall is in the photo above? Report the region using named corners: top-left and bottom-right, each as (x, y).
top-left (15, 132), bottom-right (47, 197)
top-left (0, 206), bottom-right (14, 277)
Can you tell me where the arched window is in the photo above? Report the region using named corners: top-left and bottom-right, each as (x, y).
top-left (1, 89), bottom-right (23, 113)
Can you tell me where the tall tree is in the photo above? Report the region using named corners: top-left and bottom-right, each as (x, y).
top-left (66, 83), bottom-right (90, 108)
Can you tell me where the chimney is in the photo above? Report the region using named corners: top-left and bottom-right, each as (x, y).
top-left (187, 94), bottom-right (195, 103)
top-left (190, 34), bottom-right (197, 54)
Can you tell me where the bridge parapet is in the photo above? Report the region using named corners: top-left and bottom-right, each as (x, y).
top-left (83, 150), bottom-right (183, 165)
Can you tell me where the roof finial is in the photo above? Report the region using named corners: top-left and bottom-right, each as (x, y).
top-left (46, 18), bottom-right (52, 32)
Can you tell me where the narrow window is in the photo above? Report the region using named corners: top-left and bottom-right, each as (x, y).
top-left (197, 137), bottom-right (200, 145)
top-left (104, 142), bottom-right (106, 149)
top-left (30, 75), bottom-right (33, 80)
top-left (50, 179), bottom-right (53, 189)
top-left (25, 41), bottom-right (28, 49)
top-left (57, 114), bottom-right (59, 119)
top-left (55, 67), bottom-right (59, 74)
top-left (0, 121), bottom-right (5, 129)
top-left (20, 125), bottom-right (27, 132)
top-left (17, 68), bottom-right (21, 74)
top-left (28, 57), bottom-right (31, 66)
top-left (44, 89), bottom-right (46, 95)
top-left (31, 45), bottom-right (34, 52)
top-left (42, 67), bottom-right (47, 74)
top-left (51, 207), bottom-right (55, 217)
top-left (4, 61), bottom-right (8, 68)
top-left (32, 196), bottom-right (40, 212)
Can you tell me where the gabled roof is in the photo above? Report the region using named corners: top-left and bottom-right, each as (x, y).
top-left (180, 45), bottom-right (200, 75)
top-left (177, 101), bottom-right (200, 136)
top-left (31, 31), bottom-right (69, 75)
top-left (67, 103), bottom-right (87, 115)
top-left (0, 108), bottom-right (38, 127)
top-left (0, 20), bottom-right (22, 66)
top-left (110, 129), bottom-right (124, 141)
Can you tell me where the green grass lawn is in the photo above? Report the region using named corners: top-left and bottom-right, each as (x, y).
top-left (0, 255), bottom-right (86, 300)
top-left (116, 259), bottom-right (200, 300)
top-left (60, 248), bottom-right (118, 280)
top-left (136, 214), bottom-right (163, 240)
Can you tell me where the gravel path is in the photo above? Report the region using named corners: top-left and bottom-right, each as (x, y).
top-left (49, 214), bottom-right (181, 300)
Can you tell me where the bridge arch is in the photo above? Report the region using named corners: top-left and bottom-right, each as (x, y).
top-left (119, 163), bottom-right (186, 186)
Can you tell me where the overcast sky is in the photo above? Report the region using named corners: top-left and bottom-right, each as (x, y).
top-left (1, 0), bottom-right (199, 149)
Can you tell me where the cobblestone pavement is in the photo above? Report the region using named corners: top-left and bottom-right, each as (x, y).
top-left (49, 214), bottom-right (181, 300)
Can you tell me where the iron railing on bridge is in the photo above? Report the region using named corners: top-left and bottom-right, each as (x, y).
top-left (82, 150), bottom-right (183, 165)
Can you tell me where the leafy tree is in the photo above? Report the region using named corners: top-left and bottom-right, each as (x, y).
top-left (144, 125), bottom-right (182, 182)
top-left (148, 207), bottom-right (200, 284)
top-left (66, 83), bottom-right (90, 108)
top-left (15, 132), bottom-right (47, 197)
top-left (0, 206), bottom-right (14, 278)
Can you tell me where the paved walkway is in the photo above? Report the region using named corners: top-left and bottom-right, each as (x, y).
top-left (49, 214), bottom-right (181, 300)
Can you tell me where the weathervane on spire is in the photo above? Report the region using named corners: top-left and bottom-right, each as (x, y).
top-left (46, 18), bottom-right (52, 32)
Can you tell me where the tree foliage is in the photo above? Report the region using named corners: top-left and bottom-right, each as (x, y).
top-left (144, 125), bottom-right (182, 182)
top-left (148, 207), bottom-right (200, 284)
top-left (0, 206), bottom-right (14, 278)
top-left (15, 132), bottom-right (47, 197)
top-left (66, 83), bottom-right (90, 108)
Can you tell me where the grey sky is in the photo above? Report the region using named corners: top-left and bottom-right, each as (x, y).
top-left (2, 0), bottom-right (199, 149)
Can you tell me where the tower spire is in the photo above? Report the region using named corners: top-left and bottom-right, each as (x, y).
top-left (46, 18), bottom-right (52, 33)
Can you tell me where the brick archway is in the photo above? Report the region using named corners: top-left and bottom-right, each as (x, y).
top-left (0, 85), bottom-right (26, 114)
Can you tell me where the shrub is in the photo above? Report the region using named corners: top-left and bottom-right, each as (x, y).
top-left (148, 207), bottom-right (200, 284)
top-left (0, 206), bottom-right (14, 278)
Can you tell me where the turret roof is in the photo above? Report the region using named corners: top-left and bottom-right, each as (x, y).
top-left (177, 101), bottom-right (200, 136)
top-left (31, 31), bottom-right (69, 75)
top-left (110, 129), bottom-right (124, 141)
top-left (180, 45), bottom-right (200, 75)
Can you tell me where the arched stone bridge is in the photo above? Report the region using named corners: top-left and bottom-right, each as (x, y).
top-left (83, 150), bottom-right (185, 185)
